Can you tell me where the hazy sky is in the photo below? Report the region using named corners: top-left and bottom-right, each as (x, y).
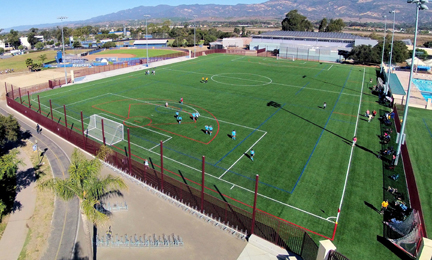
top-left (2, 0), bottom-right (265, 29)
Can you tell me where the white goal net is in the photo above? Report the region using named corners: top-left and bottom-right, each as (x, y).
top-left (277, 54), bottom-right (295, 61)
top-left (87, 114), bottom-right (124, 145)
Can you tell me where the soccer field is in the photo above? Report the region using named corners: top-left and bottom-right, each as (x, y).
top-left (31, 54), bottom-right (371, 240)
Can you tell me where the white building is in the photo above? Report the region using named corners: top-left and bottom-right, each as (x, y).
top-left (209, 38), bottom-right (246, 49)
top-left (19, 37), bottom-right (31, 49)
top-left (0, 40), bottom-right (13, 51)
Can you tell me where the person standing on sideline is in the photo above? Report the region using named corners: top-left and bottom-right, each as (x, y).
top-left (232, 130), bottom-right (236, 140)
top-left (36, 124), bottom-right (40, 134)
top-left (144, 159), bottom-right (149, 171)
top-left (352, 136), bottom-right (357, 147)
top-left (250, 149), bottom-right (255, 161)
top-left (323, 102), bottom-right (327, 109)
top-left (380, 200), bottom-right (389, 214)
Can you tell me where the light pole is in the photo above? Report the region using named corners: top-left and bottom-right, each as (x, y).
top-left (395, 0), bottom-right (428, 165)
top-left (58, 16), bottom-right (68, 85)
top-left (380, 15), bottom-right (387, 74)
top-left (193, 15), bottom-right (197, 58)
top-left (386, 11), bottom-right (396, 94)
top-left (144, 15), bottom-right (150, 67)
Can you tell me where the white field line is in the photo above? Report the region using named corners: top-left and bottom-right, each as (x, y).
top-left (39, 73), bottom-right (135, 99)
top-left (99, 113), bottom-right (172, 139)
top-left (162, 67), bottom-right (359, 97)
top-left (149, 136), bottom-right (172, 151)
top-left (333, 67), bottom-right (365, 223)
top-left (199, 115), bottom-right (267, 133)
top-left (52, 93), bottom-right (111, 110)
top-left (327, 65), bottom-right (334, 71)
top-left (219, 132), bottom-right (267, 179)
top-left (125, 138), bottom-right (333, 223)
top-left (231, 56), bottom-right (245, 61)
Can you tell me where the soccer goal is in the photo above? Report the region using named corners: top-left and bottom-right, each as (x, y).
top-left (276, 54), bottom-right (295, 61)
top-left (87, 115), bottom-right (124, 145)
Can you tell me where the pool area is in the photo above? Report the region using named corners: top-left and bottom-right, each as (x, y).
top-left (413, 79), bottom-right (432, 101)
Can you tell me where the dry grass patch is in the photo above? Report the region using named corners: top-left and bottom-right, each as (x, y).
top-left (18, 142), bottom-right (54, 260)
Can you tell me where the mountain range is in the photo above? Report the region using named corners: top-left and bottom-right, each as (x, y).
top-left (6, 0), bottom-right (432, 31)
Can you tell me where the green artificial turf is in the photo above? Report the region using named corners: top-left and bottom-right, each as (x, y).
top-left (98, 49), bottom-right (180, 57)
top-left (26, 54), bottom-right (414, 259)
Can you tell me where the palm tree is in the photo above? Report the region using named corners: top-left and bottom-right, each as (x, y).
top-left (38, 146), bottom-right (127, 225)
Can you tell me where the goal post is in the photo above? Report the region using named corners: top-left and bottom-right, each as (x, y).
top-left (87, 114), bottom-right (124, 145)
top-left (277, 54), bottom-right (295, 61)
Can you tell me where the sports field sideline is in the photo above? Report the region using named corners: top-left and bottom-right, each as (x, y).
top-left (22, 53), bottom-right (405, 259)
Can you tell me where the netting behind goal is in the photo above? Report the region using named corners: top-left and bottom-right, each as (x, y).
top-left (87, 115), bottom-right (124, 145)
top-left (276, 54), bottom-right (295, 61)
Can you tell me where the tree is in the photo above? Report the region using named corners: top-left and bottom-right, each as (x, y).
top-left (25, 58), bottom-right (34, 70)
top-left (347, 45), bottom-right (380, 64)
top-left (281, 10), bottom-right (313, 31)
top-left (409, 49), bottom-right (427, 59)
top-left (18, 45), bottom-right (25, 50)
top-left (233, 27), bottom-right (240, 34)
top-left (27, 33), bottom-right (39, 48)
top-left (423, 41), bottom-right (432, 48)
top-left (326, 19), bottom-right (345, 32)
top-left (318, 18), bottom-right (328, 32)
top-left (38, 54), bottom-right (47, 64)
top-left (0, 115), bottom-right (20, 150)
top-left (0, 48), bottom-right (4, 55)
top-left (38, 147), bottom-right (127, 225)
top-left (101, 42), bottom-right (116, 48)
top-left (73, 41), bottom-right (82, 48)
top-left (6, 29), bottom-right (20, 49)
top-left (35, 42), bottom-right (44, 50)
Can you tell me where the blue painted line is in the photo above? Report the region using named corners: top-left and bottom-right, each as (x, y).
top-left (331, 118), bottom-right (355, 125)
top-left (314, 67), bottom-right (326, 77)
top-left (215, 103), bottom-right (286, 165)
top-left (423, 118), bottom-right (432, 138)
top-left (295, 82), bottom-right (309, 95)
top-left (290, 68), bottom-right (353, 193)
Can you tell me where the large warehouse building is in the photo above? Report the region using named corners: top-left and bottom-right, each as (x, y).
top-left (250, 31), bottom-right (378, 62)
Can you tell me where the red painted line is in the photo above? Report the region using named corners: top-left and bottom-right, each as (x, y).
top-left (333, 111), bottom-right (356, 118)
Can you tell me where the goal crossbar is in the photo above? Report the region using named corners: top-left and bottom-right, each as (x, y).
top-left (87, 114), bottom-right (124, 145)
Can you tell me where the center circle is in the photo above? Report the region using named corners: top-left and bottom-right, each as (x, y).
top-left (211, 73), bottom-right (272, 86)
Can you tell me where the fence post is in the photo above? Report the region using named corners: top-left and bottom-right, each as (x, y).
top-left (19, 88), bottom-right (22, 104)
top-left (101, 119), bottom-right (106, 145)
top-left (27, 91), bottom-right (31, 108)
top-left (316, 240), bottom-right (336, 260)
top-left (251, 174), bottom-right (259, 235)
top-left (160, 140), bottom-right (164, 191)
top-left (81, 111), bottom-right (86, 150)
top-left (201, 155), bottom-right (205, 213)
top-left (11, 85), bottom-right (14, 100)
top-left (38, 95), bottom-right (41, 114)
top-left (63, 105), bottom-right (67, 127)
top-left (50, 100), bottom-right (53, 120)
top-left (127, 128), bottom-right (132, 174)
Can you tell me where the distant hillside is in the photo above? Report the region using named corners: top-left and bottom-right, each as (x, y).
top-left (5, 0), bottom-right (432, 31)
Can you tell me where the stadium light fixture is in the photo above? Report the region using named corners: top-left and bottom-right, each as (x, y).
top-left (58, 16), bottom-right (68, 85)
top-left (144, 15), bottom-right (150, 67)
top-left (395, 0), bottom-right (428, 165)
top-left (380, 15), bottom-right (387, 74)
top-left (386, 10), bottom-right (396, 94)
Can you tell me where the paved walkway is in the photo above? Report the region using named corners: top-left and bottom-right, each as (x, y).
top-left (0, 150), bottom-right (37, 260)
top-left (0, 105), bottom-right (81, 260)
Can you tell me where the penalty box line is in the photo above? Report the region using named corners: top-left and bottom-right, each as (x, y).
top-left (218, 132), bottom-right (266, 179)
top-left (125, 136), bottom-right (334, 224)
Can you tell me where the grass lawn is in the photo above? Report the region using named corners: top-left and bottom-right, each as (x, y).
top-left (0, 49), bottom-right (91, 72)
top-left (25, 54), bottom-right (415, 259)
top-left (401, 106), bottom-right (432, 236)
top-left (99, 49), bottom-right (181, 57)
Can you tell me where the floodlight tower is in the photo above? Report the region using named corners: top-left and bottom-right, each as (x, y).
top-left (58, 16), bottom-right (68, 85)
top-left (395, 0), bottom-right (429, 165)
top-left (386, 10), bottom-right (396, 94)
top-left (380, 15), bottom-right (387, 74)
top-left (144, 15), bottom-right (150, 67)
